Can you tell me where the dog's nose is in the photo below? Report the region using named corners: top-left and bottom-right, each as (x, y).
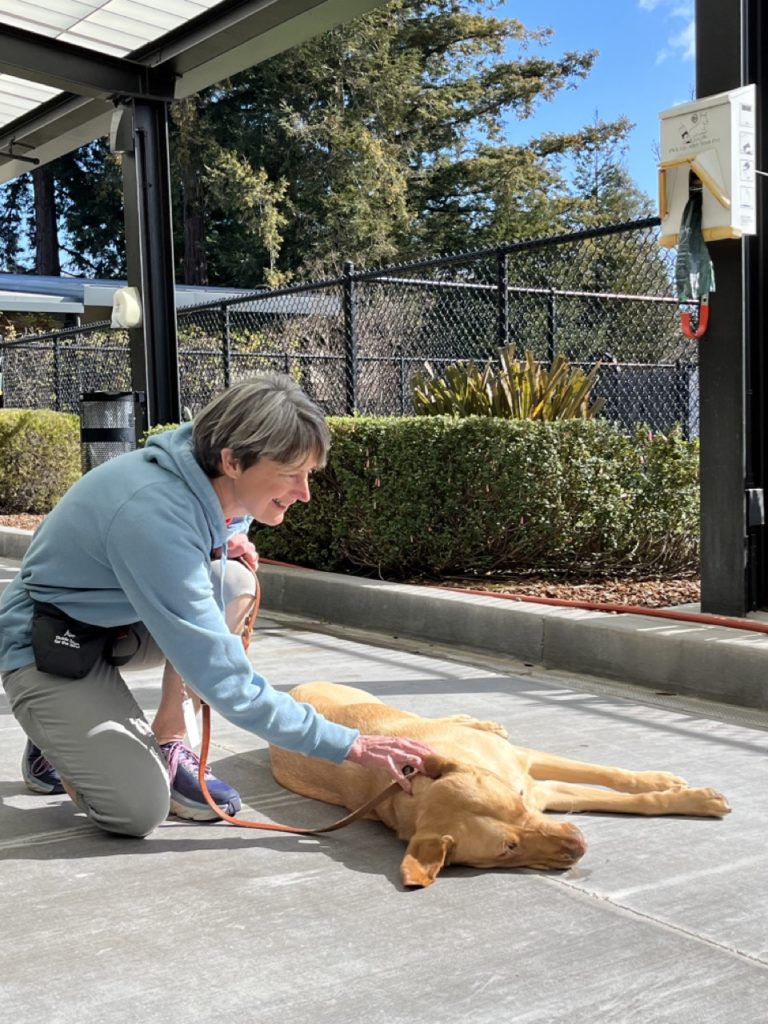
top-left (562, 823), bottom-right (588, 859)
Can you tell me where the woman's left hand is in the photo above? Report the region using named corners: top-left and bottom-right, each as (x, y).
top-left (227, 534), bottom-right (259, 571)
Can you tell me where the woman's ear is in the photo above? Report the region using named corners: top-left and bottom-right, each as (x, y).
top-left (218, 448), bottom-right (241, 479)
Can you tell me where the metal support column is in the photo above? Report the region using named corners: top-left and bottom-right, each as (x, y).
top-left (695, 0), bottom-right (765, 614)
top-left (112, 100), bottom-right (180, 433)
top-left (743, 0), bottom-right (768, 610)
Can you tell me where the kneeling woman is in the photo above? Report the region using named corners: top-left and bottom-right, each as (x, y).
top-left (0, 373), bottom-right (431, 836)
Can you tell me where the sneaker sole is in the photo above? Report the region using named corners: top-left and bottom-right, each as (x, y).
top-left (22, 775), bottom-right (64, 795)
top-left (169, 795), bottom-right (239, 821)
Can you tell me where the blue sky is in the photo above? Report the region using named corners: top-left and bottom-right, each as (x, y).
top-left (496, 0), bottom-right (696, 199)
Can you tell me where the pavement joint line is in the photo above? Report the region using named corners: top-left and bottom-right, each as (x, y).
top-left (542, 874), bottom-right (768, 970)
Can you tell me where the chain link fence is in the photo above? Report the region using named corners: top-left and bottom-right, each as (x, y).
top-left (0, 217), bottom-right (698, 436)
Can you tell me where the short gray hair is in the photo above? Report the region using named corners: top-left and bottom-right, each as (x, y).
top-left (192, 373), bottom-right (331, 477)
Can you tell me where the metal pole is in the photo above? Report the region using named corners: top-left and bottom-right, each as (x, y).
top-left (742, 0), bottom-right (768, 610)
top-left (343, 260), bottom-right (358, 414)
top-left (496, 250), bottom-right (509, 351)
top-left (52, 337), bottom-right (61, 411)
top-left (695, 0), bottom-right (755, 614)
top-left (113, 100), bottom-right (180, 433)
top-left (222, 303), bottom-right (231, 390)
top-left (546, 290), bottom-right (557, 365)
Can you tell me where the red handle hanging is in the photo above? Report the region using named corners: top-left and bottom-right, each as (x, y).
top-left (680, 294), bottom-right (710, 340)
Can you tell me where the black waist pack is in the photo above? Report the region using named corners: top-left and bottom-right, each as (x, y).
top-left (31, 601), bottom-right (138, 679)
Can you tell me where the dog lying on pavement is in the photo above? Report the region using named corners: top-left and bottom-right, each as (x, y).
top-left (270, 682), bottom-right (731, 888)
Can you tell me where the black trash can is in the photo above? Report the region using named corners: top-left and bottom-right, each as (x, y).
top-left (80, 391), bottom-right (138, 473)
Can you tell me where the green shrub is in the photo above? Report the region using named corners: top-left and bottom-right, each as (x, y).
top-left (140, 422), bottom-right (180, 445)
top-left (253, 416), bottom-right (699, 577)
top-left (0, 409), bottom-right (81, 512)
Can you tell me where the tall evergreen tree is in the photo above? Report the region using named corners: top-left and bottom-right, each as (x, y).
top-left (0, 1), bottom-right (650, 286)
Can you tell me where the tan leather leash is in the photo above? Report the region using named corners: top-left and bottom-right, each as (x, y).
top-left (196, 565), bottom-right (403, 833)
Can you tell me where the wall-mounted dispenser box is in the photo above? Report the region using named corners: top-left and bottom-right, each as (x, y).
top-left (658, 84), bottom-right (756, 247)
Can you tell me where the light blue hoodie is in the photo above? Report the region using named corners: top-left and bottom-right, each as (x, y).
top-left (0, 423), bottom-right (358, 762)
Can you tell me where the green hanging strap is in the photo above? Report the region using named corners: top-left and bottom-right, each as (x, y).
top-left (675, 187), bottom-right (715, 340)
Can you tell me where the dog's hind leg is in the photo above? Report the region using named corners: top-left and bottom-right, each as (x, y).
top-left (531, 780), bottom-right (730, 818)
top-left (519, 748), bottom-right (688, 793)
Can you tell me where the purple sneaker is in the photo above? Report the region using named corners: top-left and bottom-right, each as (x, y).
top-left (22, 741), bottom-right (65, 795)
top-left (160, 741), bottom-right (241, 821)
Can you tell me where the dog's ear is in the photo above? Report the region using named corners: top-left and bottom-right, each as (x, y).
top-left (421, 754), bottom-right (460, 779)
top-left (400, 833), bottom-right (455, 888)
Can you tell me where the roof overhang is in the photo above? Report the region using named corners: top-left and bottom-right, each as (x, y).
top-left (0, 0), bottom-right (382, 184)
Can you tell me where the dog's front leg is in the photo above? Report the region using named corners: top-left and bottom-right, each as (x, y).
top-left (532, 780), bottom-right (730, 818)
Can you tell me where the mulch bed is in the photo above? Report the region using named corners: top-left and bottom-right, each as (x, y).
top-left (409, 573), bottom-right (700, 609)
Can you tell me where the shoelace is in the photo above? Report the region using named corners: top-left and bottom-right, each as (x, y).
top-left (31, 751), bottom-right (59, 777)
top-left (161, 741), bottom-right (213, 783)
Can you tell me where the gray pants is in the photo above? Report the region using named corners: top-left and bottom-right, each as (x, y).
top-left (2, 559), bottom-right (256, 838)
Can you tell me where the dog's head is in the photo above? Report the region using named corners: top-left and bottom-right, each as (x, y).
top-left (400, 755), bottom-right (587, 888)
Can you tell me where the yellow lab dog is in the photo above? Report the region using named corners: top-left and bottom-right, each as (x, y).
top-left (270, 682), bottom-right (730, 888)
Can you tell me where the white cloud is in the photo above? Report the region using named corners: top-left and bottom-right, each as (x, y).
top-left (640, 0), bottom-right (695, 63)
top-left (669, 18), bottom-right (695, 61)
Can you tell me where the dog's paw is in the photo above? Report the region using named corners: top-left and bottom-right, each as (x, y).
top-left (676, 787), bottom-right (731, 818)
top-left (630, 770), bottom-right (689, 793)
top-left (442, 714), bottom-right (508, 737)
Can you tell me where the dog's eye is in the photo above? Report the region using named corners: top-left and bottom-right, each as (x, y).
top-left (506, 841), bottom-right (518, 851)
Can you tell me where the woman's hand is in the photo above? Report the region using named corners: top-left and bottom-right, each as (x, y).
top-left (346, 735), bottom-right (435, 792)
top-left (227, 534), bottom-right (259, 571)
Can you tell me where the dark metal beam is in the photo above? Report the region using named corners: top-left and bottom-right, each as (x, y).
top-left (742, 0), bottom-right (768, 609)
top-left (116, 101), bottom-right (180, 430)
top-left (696, 0), bottom-right (745, 615)
top-left (695, 0), bottom-right (768, 614)
top-left (0, 23), bottom-right (176, 101)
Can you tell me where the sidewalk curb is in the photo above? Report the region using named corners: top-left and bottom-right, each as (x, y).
top-left (3, 527), bottom-right (766, 710)
top-left (257, 564), bottom-right (768, 711)
top-left (0, 526), bottom-right (39, 560)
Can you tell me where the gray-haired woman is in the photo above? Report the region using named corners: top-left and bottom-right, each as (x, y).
top-left (0, 373), bottom-right (432, 837)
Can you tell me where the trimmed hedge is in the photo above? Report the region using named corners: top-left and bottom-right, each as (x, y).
top-left (0, 409), bottom-right (81, 513)
top-left (252, 416), bottom-right (699, 577)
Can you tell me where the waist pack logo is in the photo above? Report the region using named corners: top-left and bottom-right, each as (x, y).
top-left (54, 629), bottom-right (81, 649)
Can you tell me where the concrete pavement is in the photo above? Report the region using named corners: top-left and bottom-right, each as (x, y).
top-left (2, 532), bottom-right (768, 1023)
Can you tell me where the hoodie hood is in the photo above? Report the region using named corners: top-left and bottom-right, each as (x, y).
top-left (144, 423), bottom-right (228, 554)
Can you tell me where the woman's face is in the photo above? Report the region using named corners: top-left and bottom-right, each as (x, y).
top-left (214, 449), bottom-right (317, 525)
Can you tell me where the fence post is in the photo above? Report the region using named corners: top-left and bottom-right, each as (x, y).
top-left (343, 260), bottom-right (358, 414)
top-left (52, 338), bottom-right (62, 412)
top-left (222, 303), bottom-right (231, 389)
top-left (496, 250), bottom-right (509, 351)
top-left (546, 289), bottom-right (557, 365)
